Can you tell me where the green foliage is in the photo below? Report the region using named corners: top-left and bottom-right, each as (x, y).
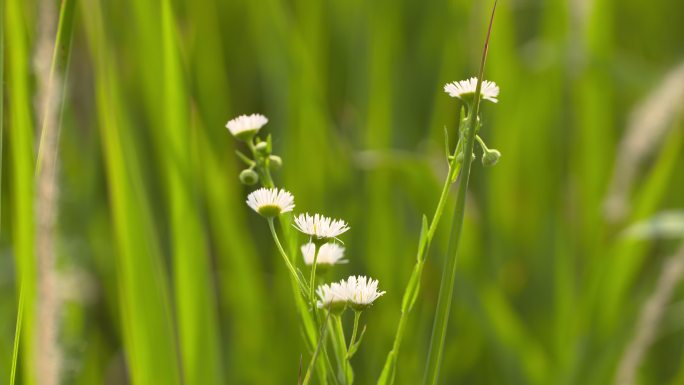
top-left (2, 0), bottom-right (684, 384)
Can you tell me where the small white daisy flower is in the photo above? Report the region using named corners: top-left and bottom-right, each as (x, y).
top-left (341, 275), bottom-right (385, 310)
top-left (226, 113), bottom-right (268, 140)
top-left (246, 187), bottom-right (295, 218)
top-left (316, 282), bottom-right (348, 310)
top-left (444, 77), bottom-right (499, 103)
top-left (301, 242), bottom-right (347, 266)
top-left (294, 213), bottom-right (350, 240)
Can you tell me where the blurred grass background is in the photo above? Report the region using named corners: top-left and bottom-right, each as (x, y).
top-left (2, 0), bottom-right (684, 384)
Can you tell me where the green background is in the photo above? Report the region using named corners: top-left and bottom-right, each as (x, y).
top-left (2, 0), bottom-right (684, 384)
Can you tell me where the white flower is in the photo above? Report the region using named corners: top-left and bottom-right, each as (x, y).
top-left (301, 242), bottom-right (347, 266)
top-left (226, 113), bottom-right (268, 140)
top-left (444, 77), bottom-right (499, 103)
top-left (294, 213), bottom-right (350, 239)
top-left (316, 282), bottom-right (347, 310)
top-left (341, 275), bottom-right (385, 310)
top-left (246, 187), bottom-right (295, 217)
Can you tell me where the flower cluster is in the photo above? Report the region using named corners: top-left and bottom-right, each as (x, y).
top-left (228, 112), bottom-right (386, 384)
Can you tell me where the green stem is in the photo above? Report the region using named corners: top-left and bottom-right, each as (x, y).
top-left (423, 3), bottom-right (498, 383)
top-left (35, 0), bottom-right (76, 176)
top-left (247, 139), bottom-right (275, 188)
top-left (347, 311), bottom-right (361, 355)
top-left (302, 311), bottom-right (332, 385)
top-left (252, 142), bottom-right (330, 384)
top-left (376, 139), bottom-right (462, 385)
top-left (309, 244), bottom-right (320, 307)
top-left (335, 316), bottom-right (352, 384)
top-left (423, 112), bottom-right (477, 385)
top-left (268, 218), bottom-right (307, 293)
top-left (9, 283), bottom-right (24, 385)
top-left (475, 134), bottom-right (488, 152)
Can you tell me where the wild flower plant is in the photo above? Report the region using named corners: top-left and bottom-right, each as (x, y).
top-left (227, 3), bottom-right (499, 384)
top-left (228, 113), bottom-right (385, 385)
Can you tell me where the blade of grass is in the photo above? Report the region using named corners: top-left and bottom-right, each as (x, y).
top-left (5, 0), bottom-right (37, 383)
top-left (160, 1), bottom-right (224, 384)
top-left (79, 1), bottom-right (183, 384)
top-left (9, 283), bottom-right (23, 385)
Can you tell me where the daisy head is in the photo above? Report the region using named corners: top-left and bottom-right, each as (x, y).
top-left (316, 282), bottom-right (348, 312)
top-left (294, 213), bottom-right (350, 240)
top-left (246, 187), bottom-right (295, 218)
top-left (341, 275), bottom-right (385, 311)
top-left (444, 77), bottom-right (499, 104)
top-left (301, 242), bottom-right (347, 267)
top-left (226, 113), bottom-right (268, 140)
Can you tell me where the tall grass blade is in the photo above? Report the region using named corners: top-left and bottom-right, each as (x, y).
top-left (79, 0), bottom-right (183, 383)
top-left (5, 0), bottom-right (37, 383)
top-left (160, 1), bottom-right (224, 384)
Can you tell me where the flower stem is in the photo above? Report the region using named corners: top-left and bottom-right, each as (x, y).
top-left (423, 3), bottom-right (498, 384)
top-left (347, 311), bottom-right (361, 355)
top-left (268, 218), bottom-right (307, 293)
top-left (302, 311), bottom-right (332, 385)
top-left (423, 113), bottom-right (477, 385)
top-left (330, 315), bottom-right (352, 385)
top-left (309, 244), bottom-right (321, 307)
top-left (376, 139), bottom-right (462, 385)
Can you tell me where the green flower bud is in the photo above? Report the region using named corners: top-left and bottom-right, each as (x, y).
top-left (482, 149), bottom-right (501, 167)
top-left (268, 155), bottom-right (282, 171)
top-left (239, 169), bottom-right (259, 185)
top-left (255, 141), bottom-right (269, 156)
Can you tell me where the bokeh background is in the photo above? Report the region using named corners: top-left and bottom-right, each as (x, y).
top-left (2, 0), bottom-right (684, 384)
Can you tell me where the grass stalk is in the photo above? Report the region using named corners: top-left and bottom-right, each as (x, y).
top-left (79, 1), bottom-right (183, 383)
top-left (5, 0), bottom-right (37, 382)
top-left (9, 283), bottom-right (23, 385)
top-left (160, 2), bottom-right (224, 384)
top-left (303, 311), bottom-right (332, 385)
top-left (423, 2), bottom-right (498, 384)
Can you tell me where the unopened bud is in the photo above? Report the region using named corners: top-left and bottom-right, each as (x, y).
top-left (239, 169), bottom-right (259, 185)
top-left (482, 149), bottom-right (501, 167)
top-left (255, 141), bottom-right (269, 156)
top-left (268, 155), bottom-right (282, 171)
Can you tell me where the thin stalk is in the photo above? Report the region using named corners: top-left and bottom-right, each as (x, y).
top-left (254, 151), bottom-right (329, 384)
top-left (309, 245), bottom-right (320, 306)
top-left (423, 2), bottom-right (498, 384)
top-left (267, 218), bottom-right (307, 293)
top-left (302, 311), bottom-right (332, 385)
top-left (376, 123), bottom-right (463, 385)
top-left (35, 0), bottom-right (75, 175)
top-left (333, 315), bottom-right (352, 384)
top-left (347, 311), bottom-right (361, 356)
top-left (9, 283), bottom-right (24, 385)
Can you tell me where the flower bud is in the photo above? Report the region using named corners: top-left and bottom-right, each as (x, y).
top-left (268, 155), bottom-right (282, 171)
top-left (255, 141), bottom-right (269, 156)
top-left (239, 169), bottom-right (259, 185)
top-left (482, 149), bottom-right (501, 167)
